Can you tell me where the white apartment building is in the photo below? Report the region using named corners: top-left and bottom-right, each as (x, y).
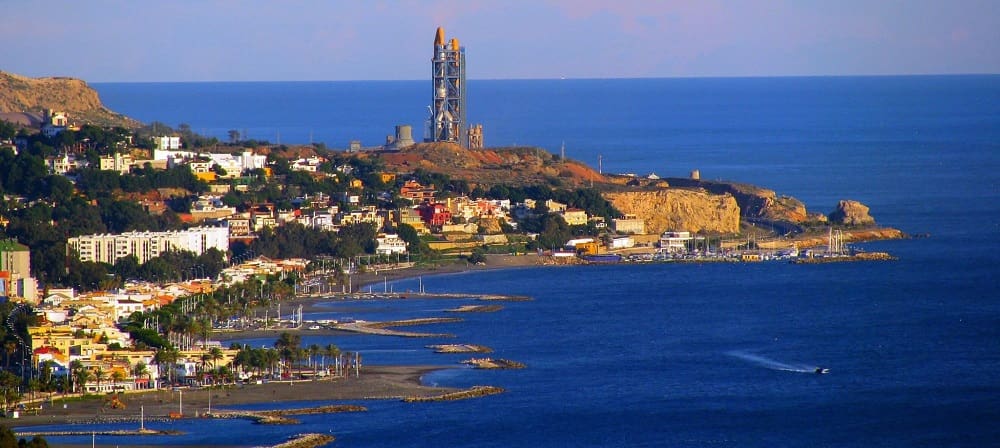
top-left (154, 136), bottom-right (182, 151)
top-left (155, 149), bottom-right (267, 176)
top-left (68, 227), bottom-right (229, 264)
top-left (376, 234), bottom-right (408, 255)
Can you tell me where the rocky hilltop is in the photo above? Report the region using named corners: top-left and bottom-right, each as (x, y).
top-left (381, 142), bottom-right (602, 187)
top-left (0, 70), bottom-right (139, 128)
top-left (604, 189), bottom-right (741, 234)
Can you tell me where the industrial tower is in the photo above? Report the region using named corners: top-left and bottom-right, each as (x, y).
top-left (427, 27), bottom-right (467, 145)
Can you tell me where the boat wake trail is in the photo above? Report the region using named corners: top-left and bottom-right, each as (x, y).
top-left (726, 350), bottom-right (818, 373)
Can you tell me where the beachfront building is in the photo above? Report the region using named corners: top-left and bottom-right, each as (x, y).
top-left (659, 231), bottom-right (693, 253)
top-left (68, 226), bottom-right (230, 265)
top-left (610, 236), bottom-right (636, 250)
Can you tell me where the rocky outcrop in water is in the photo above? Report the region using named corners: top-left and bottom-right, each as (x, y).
top-left (828, 200), bottom-right (875, 226)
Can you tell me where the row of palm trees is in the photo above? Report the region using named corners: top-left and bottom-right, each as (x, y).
top-left (125, 273), bottom-right (299, 352)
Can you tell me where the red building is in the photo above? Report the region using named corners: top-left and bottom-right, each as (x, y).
top-left (418, 202), bottom-right (452, 227)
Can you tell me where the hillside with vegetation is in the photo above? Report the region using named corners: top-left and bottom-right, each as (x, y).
top-left (0, 70), bottom-right (139, 128)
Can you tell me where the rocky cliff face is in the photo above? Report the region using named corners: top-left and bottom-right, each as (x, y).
top-left (828, 200), bottom-right (875, 226)
top-left (0, 71), bottom-right (139, 128)
top-left (666, 178), bottom-right (808, 223)
top-left (604, 189), bottom-right (740, 234)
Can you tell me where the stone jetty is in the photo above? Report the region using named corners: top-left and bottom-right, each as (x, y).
top-left (262, 433), bottom-right (335, 448)
top-left (446, 304), bottom-right (504, 313)
top-left (334, 318), bottom-right (461, 338)
top-left (402, 386), bottom-right (505, 403)
top-left (427, 344), bottom-right (493, 353)
top-left (461, 358), bottom-right (526, 369)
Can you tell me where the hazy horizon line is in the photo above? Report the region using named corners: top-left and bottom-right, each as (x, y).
top-left (83, 72), bottom-right (1000, 85)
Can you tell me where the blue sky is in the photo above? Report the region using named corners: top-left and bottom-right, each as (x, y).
top-left (1, 0), bottom-right (997, 82)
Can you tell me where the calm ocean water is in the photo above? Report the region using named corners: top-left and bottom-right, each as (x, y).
top-left (31, 77), bottom-right (999, 446)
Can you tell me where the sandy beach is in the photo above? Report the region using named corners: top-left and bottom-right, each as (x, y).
top-left (12, 365), bottom-right (456, 429)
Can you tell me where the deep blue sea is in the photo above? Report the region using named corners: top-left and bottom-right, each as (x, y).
top-left (29, 76), bottom-right (1000, 446)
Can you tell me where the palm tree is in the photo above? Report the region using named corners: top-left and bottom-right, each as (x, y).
top-left (111, 370), bottom-right (126, 389)
top-left (197, 315), bottom-right (213, 349)
top-left (273, 332), bottom-right (301, 376)
top-left (324, 344), bottom-right (340, 374)
top-left (3, 341), bottom-right (16, 369)
top-left (154, 347), bottom-right (180, 386)
top-left (73, 367), bottom-right (91, 394)
top-left (232, 348), bottom-right (251, 380)
top-left (132, 362), bottom-right (150, 389)
top-left (262, 349), bottom-right (280, 377)
top-left (208, 347), bottom-right (224, 372)
top-left (94, 367), bottom-right (108, 392)
top-left (27, 378), bottom-right (41, 401)
top-left (308, 344), bottom-right (321, 371)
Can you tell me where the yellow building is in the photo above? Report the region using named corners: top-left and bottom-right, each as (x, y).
top-left (195, 171), bottom-right (218, 182)
top-left (562, 208), bottom-right (589, 226)
top-left (575, 241), bottom-right (600, 255)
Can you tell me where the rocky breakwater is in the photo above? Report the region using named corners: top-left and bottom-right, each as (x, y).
top-left (462, 358), bottom-right (526, 369)
top-left (402, 386), bottom-right (506, 403)
top-left (604, 189), bottom-right (741, 234)
top-left (265, 433), bottom-right (336, 448)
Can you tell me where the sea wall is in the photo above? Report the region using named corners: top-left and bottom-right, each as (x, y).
top-left (603, 189), bottom-right (740, 234)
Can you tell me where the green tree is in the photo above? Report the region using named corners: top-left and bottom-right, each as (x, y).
top-left (0, 371), bottom-right (21, 413)
top-left (273, 332), bottom-right (301, 375)
top-left (0, 424), bottom-right (49, 447)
